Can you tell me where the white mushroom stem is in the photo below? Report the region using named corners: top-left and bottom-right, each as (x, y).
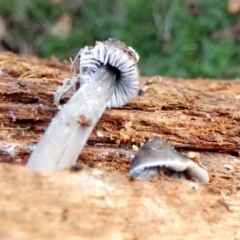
top-left (27, 65), bottom-right (116, 172)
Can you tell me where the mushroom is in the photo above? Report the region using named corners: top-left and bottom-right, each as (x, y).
top-left (128, 138), bottom-right (209, 183)
top-left (26, 39), bottom-right (139, 172)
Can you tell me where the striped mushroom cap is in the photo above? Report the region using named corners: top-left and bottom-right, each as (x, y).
top-left (128, 138), bottom-right (209, 183)
top-left (78, 39), bottom-right (140, 108)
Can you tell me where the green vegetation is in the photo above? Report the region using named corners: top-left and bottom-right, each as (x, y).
top-left (1, 0), bottom-right (240, 78)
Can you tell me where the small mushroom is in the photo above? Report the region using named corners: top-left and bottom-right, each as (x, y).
top-left (27, 39), bottom-right (139, 172)
top-left (128, 138), bottom-right (209, 183)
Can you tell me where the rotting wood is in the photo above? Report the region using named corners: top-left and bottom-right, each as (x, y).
top-left (0, 163), bottom-right (240, 240)
top-left (0, 52), bottom-right (240, 239)
top-left (0, 52), bottom-right (239, 170)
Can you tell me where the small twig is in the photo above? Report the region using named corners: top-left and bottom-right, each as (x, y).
top-left (70, 50), bottom-right (81, 73)
top-left (53, 74), bottom-right (80, 105)
top-left (146, 76), bottom-right (185, 99)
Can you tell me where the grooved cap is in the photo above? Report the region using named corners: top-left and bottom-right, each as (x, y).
top-left (79, 39), bottom-right (140, 108)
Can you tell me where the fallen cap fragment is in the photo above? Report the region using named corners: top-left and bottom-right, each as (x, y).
top-left (128, 138), bottom-right (209, 183)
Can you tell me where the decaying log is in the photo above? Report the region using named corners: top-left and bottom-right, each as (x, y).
top-left (0, 163), bottom-right (240, 240)
top-left (0, 52), bottom-right (239, 171)
top-left (0, 52), bottom-right (240, 239)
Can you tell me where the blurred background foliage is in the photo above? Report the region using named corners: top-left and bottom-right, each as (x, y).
top-left (0, 0), bottom-right (240, 78)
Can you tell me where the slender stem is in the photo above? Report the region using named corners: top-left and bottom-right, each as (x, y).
top-left (27, 65), bottom-right (116, 172)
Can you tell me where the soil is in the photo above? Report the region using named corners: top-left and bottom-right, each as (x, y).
top-left (0, 52), bottom-right (240, 239)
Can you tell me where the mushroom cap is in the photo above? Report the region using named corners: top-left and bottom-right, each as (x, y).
top-left (78, 39), bottom-right (139, 108)
top-left (128, 138), bottom-right (209, 183)
top-left (129, 139), bottom-right (191, 174)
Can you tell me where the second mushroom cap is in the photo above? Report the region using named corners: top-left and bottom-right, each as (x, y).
top-left (128, 138), bottom-right (209, 183)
